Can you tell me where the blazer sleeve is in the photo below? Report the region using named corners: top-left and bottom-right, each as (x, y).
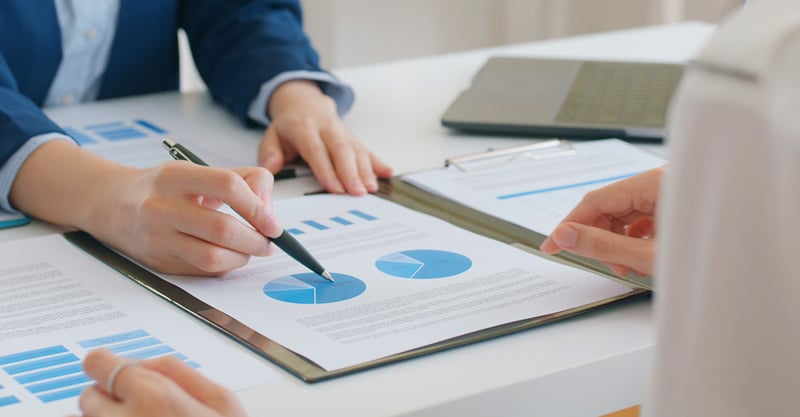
top-left (0, 52), bottom-right (65, 168)
top-left (179, 0), bottom-right (327, 122)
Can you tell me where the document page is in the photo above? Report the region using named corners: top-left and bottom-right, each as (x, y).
top-left (0, 235), bottom-right (278, 417)
top-left (402, 139), bottom-right (665, 236)
top-left (162, 195), bottom-right (633, 371)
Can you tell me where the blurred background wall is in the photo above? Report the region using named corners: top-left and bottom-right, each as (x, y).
top-left (180, 0), bottom-right (742, 91)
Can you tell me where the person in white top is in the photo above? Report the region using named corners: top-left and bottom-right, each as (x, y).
top-left (544, 1), bottom-right (800, 416)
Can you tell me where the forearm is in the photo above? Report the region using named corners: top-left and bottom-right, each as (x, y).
top-left (9, 140), bottom-right (135, 233)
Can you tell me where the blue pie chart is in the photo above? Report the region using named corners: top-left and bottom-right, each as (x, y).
top-left (263, 273), bottom-right (366, 304)
top-left (375, 249), bottom-right (472, 279)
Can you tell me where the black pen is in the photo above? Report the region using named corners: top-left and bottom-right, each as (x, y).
top-left (162, 138), bottom-right (334, 282)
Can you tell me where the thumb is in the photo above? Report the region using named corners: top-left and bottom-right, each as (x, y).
top-left (547, 222), bottom-right (655, 276)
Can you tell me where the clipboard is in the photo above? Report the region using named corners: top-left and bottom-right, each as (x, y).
top-left (64, 229), bottom-right (645, 383)
top-left (400, 138), bottom-right (664, 290)
top-left (63, 140), bottom-right (654, 383)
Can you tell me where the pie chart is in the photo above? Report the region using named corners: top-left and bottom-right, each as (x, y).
top-left (375, 249), bottom-right (472, 279)
top-left (263, 273), bottom-right (366, 304)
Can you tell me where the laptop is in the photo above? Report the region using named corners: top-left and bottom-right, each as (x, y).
top-left (441, 57), bottom-right (685, 141)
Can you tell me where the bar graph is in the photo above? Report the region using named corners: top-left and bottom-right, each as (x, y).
top-left (62, 119), bottom-right (167, 145)
top-left (0, 329), bottom-right (199, 405)
top-left (287, 209), bottom-right (379, 236)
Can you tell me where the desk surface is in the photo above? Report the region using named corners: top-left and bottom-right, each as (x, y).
top-left (1, 22), bottom-right (714, 417)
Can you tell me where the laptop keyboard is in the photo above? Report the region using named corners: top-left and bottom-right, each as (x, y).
top-left (555, 62), bottom-right (683, 127)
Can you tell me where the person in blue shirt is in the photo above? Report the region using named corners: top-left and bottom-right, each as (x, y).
top-left (1, 1), bottom-right (392, 276)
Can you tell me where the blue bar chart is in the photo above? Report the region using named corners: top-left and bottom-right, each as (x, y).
top-left (287, 209), bottom-right (379, 236)
top-left (62, 119), bottom-right (167, 145)
top-left (0, 329), bottom-right (199, 406)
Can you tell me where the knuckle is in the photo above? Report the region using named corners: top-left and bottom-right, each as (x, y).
top-left (197, 247), bottom-right (229, 273)
top-left (208, 216), bottom-right (237, 243)
top-left (300, 139), bottom-right (325, 155)
top-left (254, 166), bottom-right (274, 187)
top-left (216, 170), bottom-right (244, 193)
top-left (588, 235), bottom-right (609, 255)
top-left (285, 116), bottom-right (316, 132)
top-left (131, 377), bottom-right (173, 404)
top-left (152, 161), bottom-right (184, 185)
top-left (581, 190), bottom-right (602, 206)
top-left (213, 388), bottom-right (242, 410)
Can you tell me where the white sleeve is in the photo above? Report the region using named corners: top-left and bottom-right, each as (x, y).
top-left (645, 7), bottom-right (800, 417)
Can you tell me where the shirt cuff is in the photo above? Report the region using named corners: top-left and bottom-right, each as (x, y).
top-left (0, 133), bottom-right (75, 213)
top-left (246, 70), bottom-right (355, 126)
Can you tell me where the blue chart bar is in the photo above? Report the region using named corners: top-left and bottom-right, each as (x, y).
top-left (63, 127), bottom-right (97, 145)
top-left (330, 216), bottom-right (353, 226)
top-left (78, 329), bottom-right (150, 348)
top-left (85, 121), bottom-right (124, 130)
top-left (15, 363), bottom-right (83, 384)
top-left (302, 220), bottom-right (329, 230)
top-left (38, 385), bottom-right (93, 404)
top-left (3, 353), bottom-right (79, 375)
top-left (349, 210), bottom-right (378, 221)
top-left (27, 374), bottom-right (92, 394)
top-left (0, 346), bottom-right (68, 366)
top-left (105, 337), bottom-right (161, 354)
top-left (287, 228), bottom-right (305, 236)
top-left (122, 345), bottom-right (174, 360)
top-left (135, 119), bottom-right (167, 134)
top-left (85, 121), bottom-right (147, 141)
top-left (0, 395), bottom-right (20, 407)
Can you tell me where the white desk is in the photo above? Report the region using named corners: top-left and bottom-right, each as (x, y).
top-left (1, 22), bottom-right (714, 417)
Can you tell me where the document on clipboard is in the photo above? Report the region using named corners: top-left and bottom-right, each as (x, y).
top-left (401, 138), bottom-right (666, 237)
top-left (66, 194), bottom-right (641, 383)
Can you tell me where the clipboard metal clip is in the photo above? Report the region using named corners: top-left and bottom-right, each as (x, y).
top-left (445, 139), bottom-right (575, 172)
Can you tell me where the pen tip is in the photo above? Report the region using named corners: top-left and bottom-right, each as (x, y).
top-left (321, 271), bottom-right (334, 283)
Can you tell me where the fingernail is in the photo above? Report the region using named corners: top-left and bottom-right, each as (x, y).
top-left (365, 176), bottom-right (378, 192)
top-left (553, 224), bottom-right (578, 249)
top-left (351, 182), bottom-right (367, 195)
top-left (540, 237), bottom-right (556, 254)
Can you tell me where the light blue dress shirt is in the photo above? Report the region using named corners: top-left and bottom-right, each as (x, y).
top-left (0, 0), bottom-right (351, 213)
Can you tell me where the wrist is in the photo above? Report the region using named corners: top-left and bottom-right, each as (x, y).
top-left (267, 79), bottom-right (332, 119)
top-left (11, 141), bottom-right (137, 232)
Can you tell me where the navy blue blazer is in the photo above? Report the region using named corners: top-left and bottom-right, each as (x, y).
top-left (0, 0), bottom-right (323, 168)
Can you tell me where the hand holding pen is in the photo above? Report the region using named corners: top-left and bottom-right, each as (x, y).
top-left (162, 138), bottom-right (333, 282)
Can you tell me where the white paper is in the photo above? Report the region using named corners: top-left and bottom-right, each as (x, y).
top-left (403, 139), bottom-right (666, 236)
top-left (162, 195), bottom-right (633, 371)
top-left (0, 235), bottom-right (278, 417)
top-left (44, 105), bottom-right (315, 193)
